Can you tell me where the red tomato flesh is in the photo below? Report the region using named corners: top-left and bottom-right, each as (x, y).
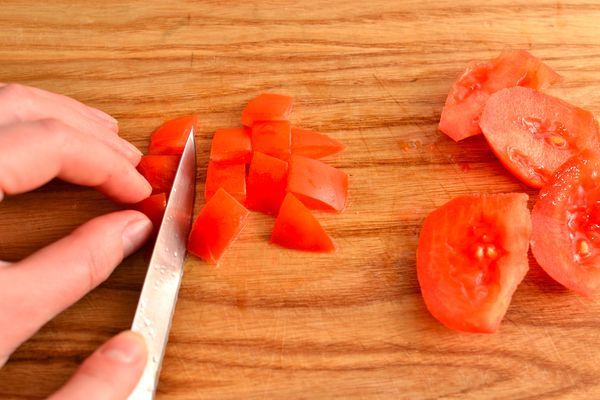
top-left (241, 93), bottom-right (293, 127)
top-left (271, 193), bottom-right (335, 252)
top-left (286, 155), bottom-right (348, 212)
top-left (251, 120), bottom-right (292, 161)
top-left (439, 50), bottom-right (561, 142)
top-left (291, 127), bottom-right (346, 159)
top-left (209, 127), bottom-right (252, 164)
top-left (417, 193), bottom-right (531, 333)
top-left (137, 155), bottom-right (180, 194)
top-left (480, 86), bottom-right (600, 188)
top-left (134, 193), bottom-right (167, 234)
top-left (187, 188), bottom-right (250, 264)
top-left (204, 161), bottom-right (246, 204)
top-left (531, 151), bottom-right (600, 297)
top-left (148, 115), bottom-right (198, 155)
top-left (246, 152), bottom-right (288, 215)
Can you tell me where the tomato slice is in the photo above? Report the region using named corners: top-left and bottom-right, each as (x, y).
top-left (417, 193), bottom-right (531, 333)
top-left (291, 127), bottom-right (345, 159)
top-left (148, 115), bottom-right (198, 155)
top-left (531, 151), bottom-right (600, 297)
top-left (187, 188), bottom-right (249, 264)
top-left (204, 161), bottom-right (246, 204)
top-left (480, 86), bottom-right (600, 188)
top-left (271, 193), bottom-right (335, 252)
top-left (137, 155), bottom-right (180, 194)
top-left (246, 152), bottom-right (288, 215)
top-left (439, 50), bottom-right (561, 141)
top-left (286, 155), bottom-right (348, 212)
top-left (241, 93), bottom-right (293, 127)
top-left (251, 120), bottom-right (292, 161)
top-left (134, 193), bottom-right (167, 234)
top-left (209, 127), bottom-right (252, 164)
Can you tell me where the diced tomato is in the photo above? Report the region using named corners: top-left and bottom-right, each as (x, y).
top-left (271, 193), bottom-right (335, 252)
top-left (531, 151), bottom-right (600, 297)
top-left (209, 127), bottom-right (252, 164)
top-left (241, 93), bottom-right (293, 127)
top-left (286, 155), bottom-right (348, 212)
top-left (204, 161), bottom-right (246, 204)
top-left (187, 188), bottom-right (249, 264)
top-left (134, 193), bottom-right (167, 234)
top-left (148, 115), bottom-right (198, 155)
top-left (251, 120), bottom-right (291, 161)
top-left (439, 50), bottom-right (561, 141)
top-left (417, 193), bottom-right (531, 333)
top-left (246, 152), bottom-right (288, 215)
top-left (291, 127), bottom-right (345, 159)
top-left (137, 155), bottom-right (180, 194)
top-left (480, 86), bottom-right (600, 188)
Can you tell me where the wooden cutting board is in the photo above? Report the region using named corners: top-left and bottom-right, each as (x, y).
top-left (1, 1), bottom-right (600, 398)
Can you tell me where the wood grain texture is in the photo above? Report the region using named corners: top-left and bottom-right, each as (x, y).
top-left (1, 1), bottom-right (600, 399)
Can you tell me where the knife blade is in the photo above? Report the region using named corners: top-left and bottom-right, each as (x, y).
top-left (128, 128), bottom-right (196, 399)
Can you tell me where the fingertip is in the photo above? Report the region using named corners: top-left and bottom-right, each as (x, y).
top-left (98, 330), bottom-right (147, 366)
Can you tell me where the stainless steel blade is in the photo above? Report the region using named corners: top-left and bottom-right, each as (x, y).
top-left (128, 128), bottom-right (196, 400)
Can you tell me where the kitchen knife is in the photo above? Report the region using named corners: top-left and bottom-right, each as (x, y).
top-left (128, 128), bottom-right (196, 399)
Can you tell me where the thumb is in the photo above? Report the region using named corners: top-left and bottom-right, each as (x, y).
top-left (48, 331), bottom-right (147, 400)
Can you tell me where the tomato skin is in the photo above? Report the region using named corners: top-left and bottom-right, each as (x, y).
top-left (246, 152), bottom-right (288, 215)
top-left (241, 93), bottom-right (293, 127)
top-left (271, 193), bottom-right (334, 252)
top-left (187, 188), bottom-right (250, 264)
top-left (291, 127), bottom-right (345, 159)
top-left (251, 120), bottom-right (292, 161)
top-left (134, 193), bottom-right (167, 234)
top-left (148, 115), bottom-right (198, 155)
top-left (531, 151), bottom-right (600, 297)
top-left (286, 155), bottom-right (348, 212)
top-left (439, 50), bottom-right (561, 142)
top-left (209, 127), bottom-right (252, 164)
top-left (137, 155), bottom-right (180, 194)
top-left (480, 86), bottom-right (600, 188)
top-left (417, 193), bottom-right (531, 333)
top-left (204, 161), bottom-right (246, 204)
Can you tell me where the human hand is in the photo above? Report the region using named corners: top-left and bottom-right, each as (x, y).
top-left (0, 83), bottom-right (153, 399)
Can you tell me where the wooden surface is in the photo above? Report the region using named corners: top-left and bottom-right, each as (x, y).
top-left (1, 1), bottom-right (600, 399)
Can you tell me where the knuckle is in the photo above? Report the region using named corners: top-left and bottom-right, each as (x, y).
top-left (38, 118), bottom-right (68, 144)
top-left (1, 83), bottom-right (27, 100)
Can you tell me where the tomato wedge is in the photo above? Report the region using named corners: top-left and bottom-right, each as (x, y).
top-left (271, 193), bottom-right (334, 252)
top-left (251, 120), bottom-right (292, 161)
top-left (531, 151), bottom-right (600, 297)
top-left (137, 155), bottom-right (180, 194)
top-left (291, 127), bottom-right (345, 159)
top-left (209, 127), bottom-right (252, 164)
top-left (439, 50), bottom-right (561, 142)
top-left (148, 115), bottom-right (198, 155)
top-left (134, 193), bottom-right (167, 234)
top-left (287, 155), bottom-right (348, 212)
top-left (246, 152), bottom-right (288, 215)
top-left (187, 188), bottom-right (250, 264)
top-left (241, 93), bottom-right (293, 127)
top-left (417, 193), bottom-right (531, 333)
top-left (480, 86), bottom-right (600, 188)
top-left (204, 161), bottom-right (246, 204)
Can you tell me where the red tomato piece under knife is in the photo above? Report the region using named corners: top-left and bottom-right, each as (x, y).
top-left (187, 188), bottom-right (250, 264)
top-left (417, 193), bottom-right (531, 333)
top-left (480, 86), bottom-right (600, 188)
top-left (271, 193), bottom-right (334, 252)
top-left (241, 93), bottom-right (293, 127)
top-left (287, 155), bottom-right (348, 212)
top-left (251, 120), bottom-right (292, 161)
top-left (137, 155), bottom-right (180, 194)
top-left (134, 193), bottom-right (167, 234)
top-left (246, 152), bottom-right (288, 215)
top-left (204, 161), bottom-right (246, 204)
top-left (439, 50), bottom-right (561, 142)
top-left (531, 151), bottom-right (600, 297)
top-left (209, 127), bottom-right (252, 164)
top-left (148, 115), bottom-right (198, 155)
top-left (291, 126), bottom-right (345, 159)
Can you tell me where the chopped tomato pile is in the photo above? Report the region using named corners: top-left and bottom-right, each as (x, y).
top-left (423, 50), bottom-right (600, 333)
top-left (187, 93), bottom-right (347, 264)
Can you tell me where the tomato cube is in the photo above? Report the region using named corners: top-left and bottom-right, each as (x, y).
top-left (204, 161), bottom-right (246, 204)
top-left (137, 155), bottom-right (180, 194)
top-left (241, 93), bottom-right (293, 127)
top-left (148, 115), bottom-right (198, 155)
top-left (246, 152), bottom-right (288, 215)
top-left (251, 120), bottom-right (291, 161)
top-left (209, 127), bottom-right (252, 164)
top-left (291, 126), bottom-right (345, 159)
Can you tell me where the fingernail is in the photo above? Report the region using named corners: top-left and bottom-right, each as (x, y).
top-left (120, 138), bottom-right (144, 160)
top-left (100, 331), bottom-right (146, 364)
top-left (122, 217), bottom-right (152, 257)
top-left (87, 106), bottom-right (119, 125)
